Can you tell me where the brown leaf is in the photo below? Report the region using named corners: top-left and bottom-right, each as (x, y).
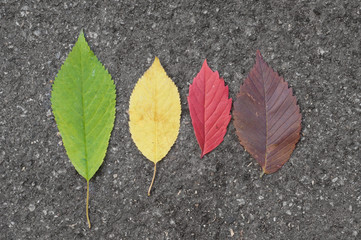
top-left (233, 51), bottom-right (302, 174)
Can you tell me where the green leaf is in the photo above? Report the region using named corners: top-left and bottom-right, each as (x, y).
top-left (51, 31), bottom-right (116, 228)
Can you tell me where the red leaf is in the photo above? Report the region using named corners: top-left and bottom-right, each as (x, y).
top-left (188, 60), bottom-right (232, 158)
top-left (233, 51), bottom-right (302, 174)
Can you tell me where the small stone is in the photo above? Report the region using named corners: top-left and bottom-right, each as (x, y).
top-left (286, 210), bottom-right (291, 215)
top-left (29, 204), bottom-right (35, 212)
top-left (20, 6), bottom-right (30, 17)
top-left (33, 30), bottom-right (41, 37)
top-left (88, 32), bottom-right (98, 39)
top-left (237, 198), bottom-right (246, 205)
top-left (230, 228), bottom-right (234, 237)
top-left (317, 47), bottom-right (326, 56)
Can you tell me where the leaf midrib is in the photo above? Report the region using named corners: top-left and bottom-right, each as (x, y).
top-left (260, 60), bottom-right (269, 172)
top-left (79, 43), bottom-right (89, 180)
top-left (154, 72), bottom-right (158, 161)
top-left (202, 71), bottom-right (206, 152)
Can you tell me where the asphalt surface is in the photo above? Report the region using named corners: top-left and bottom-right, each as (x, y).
top-left (1, 0), bottom-right (361, 239)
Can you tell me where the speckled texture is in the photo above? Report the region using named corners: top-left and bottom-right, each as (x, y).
top-left (1, 0), bottom-right (360, 239)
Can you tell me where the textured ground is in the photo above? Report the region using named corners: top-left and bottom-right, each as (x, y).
top-left (1, 0), bottom-right (361, 239)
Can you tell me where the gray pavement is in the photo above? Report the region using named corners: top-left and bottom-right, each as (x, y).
top-left (1, 0), bottom-right (360, 239)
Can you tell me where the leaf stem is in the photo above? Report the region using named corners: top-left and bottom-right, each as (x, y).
top-left (148, 163), bottom-right (157, 196)
top-left (260, 171), bottom-right (265, 178)
top-left (86, 180), bottom-right (91, 229)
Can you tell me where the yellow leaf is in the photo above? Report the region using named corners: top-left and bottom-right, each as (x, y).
top-left (129, 57), bottom-right (181, 195)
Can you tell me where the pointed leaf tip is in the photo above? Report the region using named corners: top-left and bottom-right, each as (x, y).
top-left (78, 30), bottom-right (86, 42)
top-left (256, 50), bottom-right (263, 62)
top-left (233, 52), bottom-right (301, 174)
top-left (188, 60), bottom-right (232, 158)
top-left (203, 59), bottom-right (208, 67)
top-left (151, 57), bottom-right (164, 70)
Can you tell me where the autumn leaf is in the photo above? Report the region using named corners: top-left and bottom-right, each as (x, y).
top-left (129, 57), bottom-right (181, 196)
top-left (233, 51), bottom-right (301, 174)
top-left (188, 60), bottom-right (232, 158)
top-left (51, 31), bottom-right (116, 228)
